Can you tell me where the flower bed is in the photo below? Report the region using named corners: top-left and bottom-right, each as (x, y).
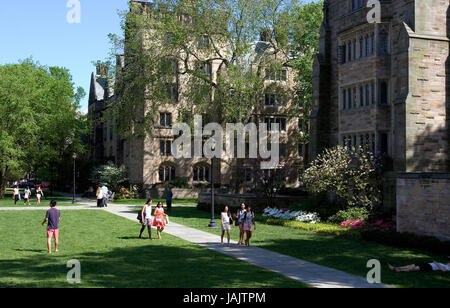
top-left (340, 219), bottom-right (396, 231)
top-left (262, 207), bottom-right (321, 224)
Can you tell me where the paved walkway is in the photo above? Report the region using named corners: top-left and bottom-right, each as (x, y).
top-left (0, 202), bottom-right (391, 288)
top-left (104, 204), bottom-right (391, 288)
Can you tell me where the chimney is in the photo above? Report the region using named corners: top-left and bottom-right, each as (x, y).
top-left (96, 63), bottom-right (108, 77)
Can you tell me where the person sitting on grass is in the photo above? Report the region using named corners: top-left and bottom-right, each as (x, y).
top-left (41, 200), bottom-right (61, 254)
top-left (388, 261), bottom-right (450, 272)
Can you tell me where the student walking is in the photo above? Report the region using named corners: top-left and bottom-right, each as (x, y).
top-left (41, 200), bottom-right (61, 254)
top-left (36, 186), bottom-right (44, 206)
top-left (139, 199), bottom-right (153, 239)
top-left (221, 206), bottom-right (232, 245)
top-left (243, 206), bottom-right (256, 247)
top-left (153, 202), bottom-right (169, 240)
top-left (101, 184), bottom-right (109, 207)
top-left (165, 188), bottom-right (173, 213)
top-left (96, 187), bottom-right (104, 207)
top-left (13, 186), bottom-right (20, 205)
top-left (24, 187), bottom-right (31, 206)
top-left (235, 203), bottom-right (246, 245)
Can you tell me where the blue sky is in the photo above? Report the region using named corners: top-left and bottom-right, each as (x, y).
top-left (0, 0), bottom-right (130, 112)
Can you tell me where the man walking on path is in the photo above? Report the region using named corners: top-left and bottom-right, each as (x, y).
top-left (41, 200), bottom-right (61, 254)
top-left (165, 188), bottom-right (173, 213)
top-left (101, 184), bottom-right (109, 208)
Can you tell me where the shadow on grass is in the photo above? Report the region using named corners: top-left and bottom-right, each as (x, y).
top-left (0, 240), bottom-right (305, 288)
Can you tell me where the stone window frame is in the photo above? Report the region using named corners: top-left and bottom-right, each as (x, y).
top-left (159, 139), bottom-right (173, 157)
top-left (193, 164), bottom-right (211, 183)
top-left (158, 163), bottom-right (176, 183)
top-left (263, 116), bottom-right (287, 132)
top-left (159, 112), bottom-right (173, 128)
top-left (378, 79), bottom-right (390, 106)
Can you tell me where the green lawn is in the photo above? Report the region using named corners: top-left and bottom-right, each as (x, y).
top-left (0, 210), bottom-right (307, 288)
top-left (112, 198), bottom-right (197, 205)
top-left (0, 198), bottom-right (82, 207)
top-left (166, 207), bottom-right (450, 288)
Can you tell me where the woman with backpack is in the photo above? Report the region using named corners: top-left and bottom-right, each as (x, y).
top-left (138, 199), bottom-right (153, 239)
top-left (243, 205), bottom-right (256, 247)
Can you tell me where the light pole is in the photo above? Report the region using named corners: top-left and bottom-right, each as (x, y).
top-left (72, 153), bottom-right (77, 204)
top-left (208, 142), bottom-right (217, 229)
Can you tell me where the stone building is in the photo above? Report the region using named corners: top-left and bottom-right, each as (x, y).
top-left (88, 0), bottom-right (305, 194)
top-left (311, 0), bottom-right (450, 239)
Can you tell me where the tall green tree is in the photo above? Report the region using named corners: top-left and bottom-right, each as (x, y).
top-left (101, 0), bottom-right (319, 139)
top-left (0, 59), bottom-right (87, 198)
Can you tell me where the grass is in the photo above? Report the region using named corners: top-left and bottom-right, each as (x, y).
top-left (165, 207), bottom-right (450, 288)
top-left (0, 198), bottom-right (82, 207)
top-left (111, 198), bottom-right (197, 205)
top-left (0, 210), bottom-right (307, 288)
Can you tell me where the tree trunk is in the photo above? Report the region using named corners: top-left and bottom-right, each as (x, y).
top-left (0, 166), bottom-right (9, 199)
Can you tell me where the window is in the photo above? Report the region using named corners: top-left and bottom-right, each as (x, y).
top-left (160, 113), bottom-right (172, 128)
top-left (365, 84), bottom-right (370, 106)
top-left (380, 81), bottom-right (388, 105)
top-left (358, 0), bottom-right (363, 8)
top-left (196, 61), bottom-right (212, 77)
top-left (360, 86), bottom-right (364, 106)
top-left (159, 165), bottom-right (176, 182)
top-left (193, 165), bottom-right (210, 182)
top-left (381, 133), bottom-right (388, 155)
top-left (160, 140), bottom-right (172, 156)
top-left (347, 88), bottom-right (352, 109)
top-left (298, 143), bottom-right (303, 157)
top-left (353, 40), bottom-right (357, 60)
top-left (365, 36), bottom-right (370, 57)
top-left (265, 117), bottom-right (287, 131)
top-left (353, 87), bottom-right (357, 108)
top-left (165, 84), bottom-right (178, 102)
top-left (348, 42), bottom-right (352, 62)
top-left (265, 68), bottom-right (287, 81)
top-left (371, 82), bottom-right (376, 105)
top-left (379, 32), bottom-right (388, 55)
top-left (280, 143), bottom-right (287, 157)
top-left (360, 38), bottom-right (364, 58)
top-left (352, 0), bottom-right (356, 11)
top-left (371, 33), bottom-right (375, 55)
top-left (264, 93), bottom-right (285, 106)
top-left (339, 45), bottom-right (347, 64)
top-left (198, 35), bottom-right (210, 49)
top-left (343, 89), bottom-right (347, 109)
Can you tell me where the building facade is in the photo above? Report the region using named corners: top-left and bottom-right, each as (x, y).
top-left (311, 0), bottom-right (449, 172)
top-left (89, 0), bottom-right (305, 192)
top-left (311, 0), bottom-right (450, 239)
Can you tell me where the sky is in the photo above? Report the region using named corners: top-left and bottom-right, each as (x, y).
top-left (0, 0), bottom-right (130, 113)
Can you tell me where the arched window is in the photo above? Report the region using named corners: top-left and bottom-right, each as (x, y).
top-left (159, 164), bottom-right (176, 182)
top-left (193, 165), bottom-right (210, 182)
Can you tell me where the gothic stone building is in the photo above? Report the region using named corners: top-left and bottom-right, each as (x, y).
top-left (311, 0), bottom-right (450, 240)
top-left (89, 0), bottom-right (305, 194)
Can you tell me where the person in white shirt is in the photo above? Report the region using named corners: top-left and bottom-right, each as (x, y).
top-left (139, 199), bottom-right (153, 239)
top-left (388, 261), bottom-right (450, 272)
top-left (221, 206), bottom-right (232, 245)
top-left (13, 186), bottom-right (21, 205)
top-left (24, 187), bottom-right (31, 206)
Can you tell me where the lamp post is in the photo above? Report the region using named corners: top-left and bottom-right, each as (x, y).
top-left (72, 153), bottom-right (77, 204)
top-left (208, 142), bottom-right (217, 229)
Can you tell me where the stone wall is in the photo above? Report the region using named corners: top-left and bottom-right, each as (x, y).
top-left (145, 188), bottom-right (202, 199)
top-left (397, 173), bottom-right (450, 241)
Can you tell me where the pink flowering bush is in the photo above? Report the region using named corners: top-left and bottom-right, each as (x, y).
top-left (340, 219), bottom-right (395, 231)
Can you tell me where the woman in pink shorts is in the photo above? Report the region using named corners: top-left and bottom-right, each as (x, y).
top-left (242, 206), bottom-right (256, 247)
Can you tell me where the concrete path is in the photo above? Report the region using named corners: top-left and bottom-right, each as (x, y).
top-left (105, 204), bottom-right (392, 288)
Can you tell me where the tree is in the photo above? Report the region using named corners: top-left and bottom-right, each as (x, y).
top-left (100, 0), bottom-right (321, 139)
top-left (90, 162), bottom-right (128, 193)
top-left (0, 59), bottom-right (87, 198)
top-left (302, 146), bottom-right (382, 210)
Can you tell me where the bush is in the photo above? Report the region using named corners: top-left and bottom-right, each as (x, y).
top-left (292, 195), bottom-right (345, 221)
top-left (327, 207), bottom-right (369, 224)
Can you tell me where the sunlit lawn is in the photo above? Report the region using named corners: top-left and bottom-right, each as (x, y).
top-left (166, 207), bottom-right (450, 288)
top-left (0, 210), bottom-right (307, 288)
top-left (111, 198), bottom-right (197, 205)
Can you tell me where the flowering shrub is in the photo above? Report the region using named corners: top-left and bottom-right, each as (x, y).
top-left (262, 207), bottom-right (320, 223)
top-left (303, 146), bottom-right (382, 209)
top-left (340, 219), bottom-right (395, 231)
